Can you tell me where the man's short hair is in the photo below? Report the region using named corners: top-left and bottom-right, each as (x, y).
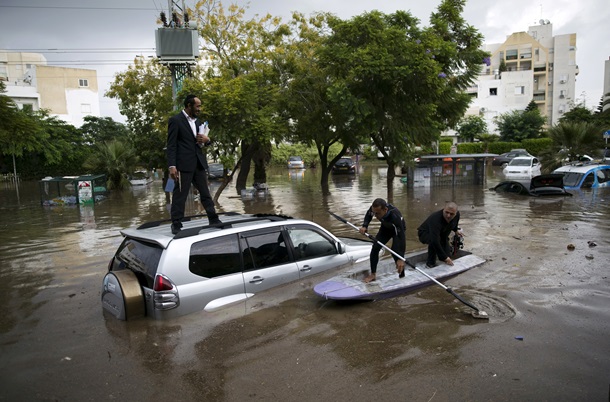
top-left (372, 198), bottom-right (387, 209)
top-left (184, 94), bottom-right (197, 108)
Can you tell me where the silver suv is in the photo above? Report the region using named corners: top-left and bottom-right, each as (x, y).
top-left (102, 213), bottom-right (373, 320)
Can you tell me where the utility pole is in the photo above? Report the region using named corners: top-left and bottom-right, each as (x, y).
top-left (155, 0), bottom-right (198, 103)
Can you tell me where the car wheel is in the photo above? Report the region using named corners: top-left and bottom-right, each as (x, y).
top-left (101, 270), bottom-right (145, 320)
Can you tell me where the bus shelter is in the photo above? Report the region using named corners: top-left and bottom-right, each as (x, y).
top-left (404, 153), bottom-right (497, 189)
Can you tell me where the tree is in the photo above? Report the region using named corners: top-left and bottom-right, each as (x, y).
top-left (456, 115), bottom-right (487, 142)
top-left (558, 103), bottom-right (594, 125)
top-left (106, 57), bottom-right (173, 173)
top-left (318, 0), bottom-right (488, 198)
top-left (83, 140), bottom-right (138, 190)
top-left (80, 116), bottom-right (131, 146)
top-left (539, 122), bottom-right (605, 172)
top-left (0, 82), bottom-right (45, 178)
top-left (495, 108), bottom-right (545, 142)
top-left (185, 1), bottom-right (292, 196)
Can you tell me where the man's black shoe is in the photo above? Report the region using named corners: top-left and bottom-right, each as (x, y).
top-left (209, 218), bottom-right (222, 225)
top-left (171, 224), bottom-right (181, 235)
top-left (425, 263), bottom-right (436, 269)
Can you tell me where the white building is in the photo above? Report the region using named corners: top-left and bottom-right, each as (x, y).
top-left (602, 57), bottom-right (610, 112)
top-left (458, 21), bottom-right (578, 137)
top-left (0, 51), bottom-right (100, 127)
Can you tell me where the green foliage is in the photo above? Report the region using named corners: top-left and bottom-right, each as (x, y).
top-left (495, 108), bottom-right (546, 141)
top-left (538, 122), bottom-right (604, 172)
top-left (80, 116), bottom-right (131, 145)
top-left (106, 57), bottom-right (172, 171)
top-left (456, 115), bottom-right (487, 142)
top-left (270, 143), bottom-right (343, 166)
top-left (559, 104), bottom-right (594, 125)
top-left (456, 142), bottom-right (485, 153)
top-left (83, 141), bottom-right (138, 190)
top-left (521, 138), bottom-right (553, 156)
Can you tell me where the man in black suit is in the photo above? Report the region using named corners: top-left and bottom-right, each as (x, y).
top-left (166, 94), bottom-right (220, 234)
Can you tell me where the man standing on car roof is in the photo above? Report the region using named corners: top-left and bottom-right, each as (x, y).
top-left (166, 94), bottom-right (220, 234)
top-left (359, 198), bottom-right (406, 283)
top-left (417, 201), bottom-right (464, 268)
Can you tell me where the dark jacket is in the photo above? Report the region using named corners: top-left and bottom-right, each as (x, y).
top-left (363, 204), bottom-right (406, 258)
top-left (166, 111), bottom-right (210, 172)
top-left (417, 209), bottom-right (460, 261)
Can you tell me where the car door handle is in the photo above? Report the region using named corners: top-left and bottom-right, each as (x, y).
top-left (300, 265), bottom-right (312, 272)
top-left (249, 276), bottom-right (264, 284)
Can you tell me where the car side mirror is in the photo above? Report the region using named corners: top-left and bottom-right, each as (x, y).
top-left (335, 241), bottom-right (346, 254)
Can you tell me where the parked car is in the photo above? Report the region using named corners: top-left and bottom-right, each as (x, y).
top-left (552, 163), bottom-right (610, 189)
top-left (332, 157), bottom-right (356, 174)
top-left (207, 163), bottom-right (230, 180)
top-left (101, 213), bottom-right (374, 320)
top-left (603, 148), bottom-right (610, 162)
top-left (287, 156), bottom-right (305, 169)
top-left (491, 174), bottom-right (572, 196)
top-left (492, 149), bottom-right (532, 167)
top-left (503, 156), bottom-right (541, 179)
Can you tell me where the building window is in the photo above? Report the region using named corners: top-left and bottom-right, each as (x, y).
top-left (0, 63), bottom-right (7, 81)
top-left (489, 88), bottom-right (498, 96)
top-left (515, 86), bottom-right (525, 95)
top-left (79, 79), bottom-right (89, 87)
top-left (506, 49), bottom-right (518, 60)
top-left (81, 103), bottom-right (91, 113)
top-left (559, 90), bottom-right (566, 99)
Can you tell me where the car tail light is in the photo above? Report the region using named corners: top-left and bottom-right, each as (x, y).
top-left (153, 274), bottom-right (175, 291)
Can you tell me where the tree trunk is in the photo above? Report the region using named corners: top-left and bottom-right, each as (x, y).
top-left (386, 162), bottom-right (396, 203)
top-left (236, 142), bottom-right (252, 194)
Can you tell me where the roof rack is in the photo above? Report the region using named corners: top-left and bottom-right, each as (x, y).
top-left (173, 214), bottom-right (293, 239)
top-left (137, 211), bottom-right (242, 230)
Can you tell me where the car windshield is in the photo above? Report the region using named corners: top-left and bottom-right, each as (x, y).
top-left (561, 172), bottom-right (584, 186)
top-left (289, 156), bottom-right (302, 161)
top-left (509, 159), bottom-right (532, 166)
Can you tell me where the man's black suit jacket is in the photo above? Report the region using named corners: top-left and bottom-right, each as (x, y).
top-left (166, 111), bottom-right (209, 172)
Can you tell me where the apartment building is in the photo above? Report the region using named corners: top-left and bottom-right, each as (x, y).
top-left (0, 51), bottom-right (100, 127)
top-left (463, 21), bottom-right (578, 135)
top-left (602, 57), bottom-right (610, 112)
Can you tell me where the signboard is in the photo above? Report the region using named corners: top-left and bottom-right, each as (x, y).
top-left (604, 130), bottom-right (610, 139)
top-left (78, 180), bottom-right (93, 204)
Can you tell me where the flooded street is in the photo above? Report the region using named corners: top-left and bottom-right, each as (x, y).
top-left (1, 162), bottom-right (609, 401)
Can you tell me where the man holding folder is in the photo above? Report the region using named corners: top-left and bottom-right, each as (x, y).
top-left (166, 94), bottom-right (221, 234)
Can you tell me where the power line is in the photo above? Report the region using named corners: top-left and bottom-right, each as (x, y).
top-left (0, 5), bottom-right (160, 11)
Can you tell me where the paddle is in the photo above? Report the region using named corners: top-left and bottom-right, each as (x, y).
top-left (329, 211), bottom-right (488, 318)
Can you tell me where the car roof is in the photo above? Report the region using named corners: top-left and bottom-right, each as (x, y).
top-left (120, 213), bottom-right (321, 249)
top-left (553, 163), bottom-right (610, 174)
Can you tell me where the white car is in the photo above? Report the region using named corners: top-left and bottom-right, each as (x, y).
top-left (503, 156), bottom-right (541, 179)
top-left (101, 213), bottom-right (374, 320)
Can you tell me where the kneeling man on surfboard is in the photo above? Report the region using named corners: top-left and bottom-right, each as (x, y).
top-left (359, 198), bottom-right (406, 283)
top-left (417, 201), bottom-right (464, 268)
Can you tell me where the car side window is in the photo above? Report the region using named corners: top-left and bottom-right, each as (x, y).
top-left (582, 173), bottom-right (595, 188)
top-left (241, 230), bottom-right (291, 271)
top-left (189, 234), bottom-right (242, 278)
top-left (597, 168), bottom-right (610, 184)
top-left (286, 226), bottom-right (337, 261)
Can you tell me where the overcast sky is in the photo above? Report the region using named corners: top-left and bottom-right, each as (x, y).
top-left (1, 0), bottom-right (608, 123)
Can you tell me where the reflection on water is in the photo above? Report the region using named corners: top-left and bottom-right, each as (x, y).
top-left (1, 163), bottom-right (610, 398)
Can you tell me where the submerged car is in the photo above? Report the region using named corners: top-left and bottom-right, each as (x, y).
top-left (503, 156), bottom-right (541, 179)
top-left (492, 149), bottom-right (532, 167)
top-left (491, 174), bottom-right (572, 196)
top-left (552, 163), bottom-right (610, 189)
top-left (207, 163), bottom-right (231, 180)
top-left (332, 157), bottom-right (357, 174)
top-left (101, 213), bottom-right (374, 320)
top-left (287, 156), bottom-right (305, 169)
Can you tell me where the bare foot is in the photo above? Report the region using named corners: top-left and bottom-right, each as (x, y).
top-left (363, 274), bottom-right (376, 283)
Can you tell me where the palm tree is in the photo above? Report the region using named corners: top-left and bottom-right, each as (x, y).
top-left (83, 140), bottom-right (138, 190)
top-left (539, 122), bottom-right (604, 172)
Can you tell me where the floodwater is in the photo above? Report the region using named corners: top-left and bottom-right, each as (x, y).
top-left (1, 163), bottom-right (609, 401)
